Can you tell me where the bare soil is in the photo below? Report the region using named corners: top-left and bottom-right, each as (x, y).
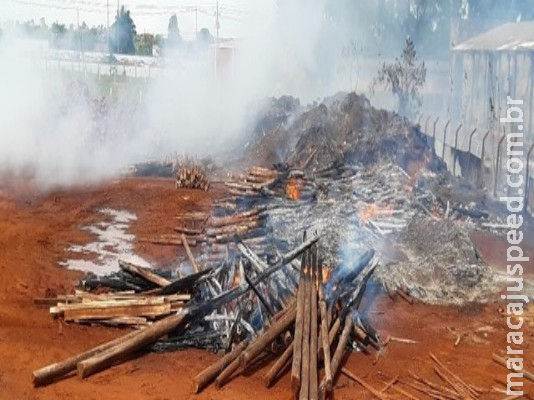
top-left (0, 178), bottom-right (532, 399)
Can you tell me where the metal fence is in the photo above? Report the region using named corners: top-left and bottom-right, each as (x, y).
top-left (418, 114), bottom-right (534, 213)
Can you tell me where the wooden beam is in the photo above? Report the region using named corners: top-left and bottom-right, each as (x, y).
top-left (32, 329), bottom-right (142, 387)
top-left (239, 306), bottom-right (297, 369)
top-left (118, 260), bottom-right (171, 287)
top-left (182, 233), bottom-right (200, 273)
top-left (291, 250), bottom-right (307, 399)
top-left (77, 312), bottom-right (187, 379)
top-left (192, 340), bottom-right (249, 393)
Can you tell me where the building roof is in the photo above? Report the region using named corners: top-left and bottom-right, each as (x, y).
top-left (453, 21), bottom-right (534, 52)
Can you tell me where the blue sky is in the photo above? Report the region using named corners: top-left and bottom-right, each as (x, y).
top-left (0, 0), bottom-right (275, 38)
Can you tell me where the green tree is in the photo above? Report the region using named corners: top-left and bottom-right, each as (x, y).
top-left (167, 14), bottom-right (182, 47)
top-left (50, 22), bottom-right (67, 48)
top-left (110, 6), bottom-right (136, 54)
top-left (196, 27), bottom-right (214, 48)
top-left (135, 33), bottom-right (155, 56)
top-left (371, 38), bottom-right (426, 118)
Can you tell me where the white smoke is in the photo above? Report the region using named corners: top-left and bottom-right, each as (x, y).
top-left (0, 0), bottom-right (377, 190)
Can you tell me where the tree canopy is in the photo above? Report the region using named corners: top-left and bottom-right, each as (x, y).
top-left (167, 14), bottom-right (182, 48)
top-left (110, 6), bottom-right (137, 54)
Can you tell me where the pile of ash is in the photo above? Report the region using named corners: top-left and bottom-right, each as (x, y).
top-left (375, 216), bottom-right (507, 304)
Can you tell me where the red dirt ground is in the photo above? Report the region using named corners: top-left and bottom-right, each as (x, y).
top-left (0, 177), bottom-right (532, 399)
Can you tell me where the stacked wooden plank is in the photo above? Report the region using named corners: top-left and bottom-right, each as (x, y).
top-left (48, 291), bottom-right (189, 328)
top-left (176, 165), bottom-right (210, 190)
top-left (42, 260), bottom-right (194, 329)
top-left (224, 166), bottom-right (279, 197)
top-left (202, 206), bottom-right (270, 265)
top-left (138, 211), bottom-right (209, 247)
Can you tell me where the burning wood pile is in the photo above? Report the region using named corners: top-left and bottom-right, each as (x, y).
top-left (33, 228), bottom-right (391, 400)
top-left (192, 241), bottom-right (382, 399)
top-left (32, 233), bottom-right (319, 387)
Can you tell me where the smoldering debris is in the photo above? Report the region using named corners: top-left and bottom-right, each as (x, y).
top-left (244, 92), bottom-right (431, 172)
top-left (375, 217), bottom-right (506, 304)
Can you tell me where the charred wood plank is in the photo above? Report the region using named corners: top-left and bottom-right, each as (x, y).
top-left (118, 260), bottom-right (171, 288)
top-left (151, 268), bottom-right (213, 296)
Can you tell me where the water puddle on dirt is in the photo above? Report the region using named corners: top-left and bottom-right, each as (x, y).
top-left (59, 208), bottom-right (150, 275)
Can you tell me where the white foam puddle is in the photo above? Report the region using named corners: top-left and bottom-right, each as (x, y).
top-left (59, 208), bottom-right (151, 275)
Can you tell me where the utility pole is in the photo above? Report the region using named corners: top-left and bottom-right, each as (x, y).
top-left (115, 0), bottom-right (120, 53)
top-left (215, 1), bottom-right (219, 78)
top-left (115, 0), bottom-right (119, 81)
top-left (77, 7), bottom-right (81, 72)
top-left (107, 0), bottom-right (111, 74)
top-left (216, 1), bottom-right (219, 45)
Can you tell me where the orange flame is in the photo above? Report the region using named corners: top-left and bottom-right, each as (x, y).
top-left (232, 272), bottom-right (241, 288)
top-left (359, 203), bottom-right (393, 223)
top-left (286, 177), bottom-right (302, 201)
top-left (321, 265), bottom-right (331, 284)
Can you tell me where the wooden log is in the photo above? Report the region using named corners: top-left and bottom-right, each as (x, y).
top-left (239, 306), bottom-right (297, 369)
top-left (245, 174), bottom-right (274, 184)
top-left (224, 182), bottom-right (262, 192)
top-left (118, 260), bottom-right (171, 288)
top-left (151, 268), bottom-right (212, 296)
top-left (92, 317), bottom-right (148, 327)
top-left (309, 251), bottom-right (319, 400)
top-left (228, 189), bottom-right (261, 197)
top-left (182, 233), bottom-right (200, 273)
top-left (215, 355), bottom-right (241, 388)
top-left (77, 312), bottom-right (188, 379)
top-left (249, 167), bottom-right (278, 178)
top-left (173, 226), bottom-right (204, 235)
top-left (264, 337), bottom-right (293, 388)
top-left (210, 213), bottom-right (263, 229)
top-left (174, 212), bottom-right (209, 221)
top-left (206, 220), bottom-right (264, 237)
top-left (319, 316), bottom-right (353, 399)
top-left (32, 328), bottom-right (142, 387)
top-left (138, 237), bottom-right (197, 247)
top-left (192, 340), bottom-right (249, 393)
top-left (63, 304), bottom-right (171, 321)
top-left (318, 265), bottom-right (332, 391)
top-left (291, 250), bottom-right (307, 399)
top-left (50, 297), bottom-right (166, 314)
top-left (34, 296), bottom-right (81, 306)
top-left (299, 263), bottom-right (311, 400)
top-left (354, 325), bottom-right (380, 351)
top-left (319, 315), bottom-right (341, 361)
top-left (493, 353), bottom-right (534, 382)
